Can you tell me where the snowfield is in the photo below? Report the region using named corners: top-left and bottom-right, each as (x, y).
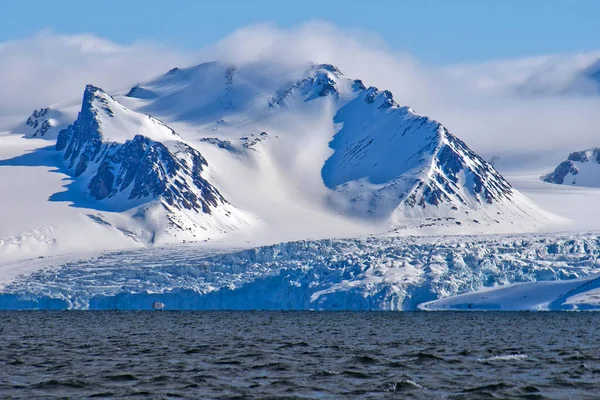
top-left (1, 232), bottom-right (600, 310)
top-left (419, 273), bottom-right (600, 311)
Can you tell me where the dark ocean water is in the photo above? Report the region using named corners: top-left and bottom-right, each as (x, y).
top-left (1, 312), bottom-right (599, 399)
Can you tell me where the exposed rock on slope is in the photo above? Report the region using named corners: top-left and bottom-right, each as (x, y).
top-left (543, 148), bottom-right (600, 187)
top-left (85, 62), bottom-right (554, 230)
top-left (267, 64), bottom-right (549, 225)
top-left (55, 84), bottom-right (247, 241)
top-left (20, 107), bottom-right (66, 139)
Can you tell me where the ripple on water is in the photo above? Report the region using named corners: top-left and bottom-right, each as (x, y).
top-left (1, 311), bottom-right (600, 399)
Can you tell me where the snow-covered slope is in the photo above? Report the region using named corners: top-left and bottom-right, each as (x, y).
top-left (125, 62), bottom-right (553, 231)
top-left (543, 148), bottom-right (600, 187)
top-left (124, 62), bottom-right (277, 124)
top-left (53, 84), bottom-right (249, 243)
top-left (0, 60), bottom-right (569, 294)
top-left (320, 81), bottom-right (547, 226)
top-left (419, 273), bottom-right (600, 311)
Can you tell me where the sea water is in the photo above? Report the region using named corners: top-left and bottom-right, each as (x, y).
top-left (1, 311), bottom-right (599, 399)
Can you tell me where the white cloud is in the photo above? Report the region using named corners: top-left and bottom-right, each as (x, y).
top-left (205, 22), bottom-right (600, 166)
top-left (0, 31), bottom-right (193, 116)
top-left (2, 22), bottom-right (600, 169)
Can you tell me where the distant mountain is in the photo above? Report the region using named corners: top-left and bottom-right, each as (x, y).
top-left (16, 107), bottom-right (68, 139)
top-left (123, 62), bottom-right (268, 124)
top-left (543, 148), bottom-right (600, 187)
top-left (55, 84), bottom-right (248, 242)
top-left (570, 59), bottom-right (600, 94)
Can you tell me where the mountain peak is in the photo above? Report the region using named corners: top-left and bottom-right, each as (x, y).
top-left (22, 107), bottom-right (65, 139)
top-left (363, 86), bottom-right (398, 109)
top-left (84, 83), bottom-right (106, 96)
top-left (269, 63), bottom-right (351, 106)
top-left (544, 147), bottom-right (600, 186)
top-left (309, 63), bottom-right (342, 75)
top-left (64, 84), bottom-right (181, 147)
top-left (54, 84), bottom-right (248, 241)
top-left (81, 84), bottom-right (115, 121)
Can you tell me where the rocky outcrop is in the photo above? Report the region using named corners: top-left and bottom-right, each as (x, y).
top-left (543, 148), bottom-right (600, 186)
top-left (23, 107), bottom-right (65, 138)
top-left (56, 85), bottom-right (232, 216)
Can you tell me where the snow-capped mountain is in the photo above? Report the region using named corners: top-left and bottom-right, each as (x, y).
top-left (263, 63), bottom-right (550, 226)
top-left (18, 107), bottom-right (68, 139)
top-left (55, 84), bottom-right (248, 243)
top-left (0, 58), bottom-right (589, 310)
top-left (123, 62), bottom-right (273, 124)
top-left (543, 147), bottom-right (600, 187)
top-left (0, 60), bottom-right (558, 264)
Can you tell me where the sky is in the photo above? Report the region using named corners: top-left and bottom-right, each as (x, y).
top-left (1, 0), bottom-right (600, 64)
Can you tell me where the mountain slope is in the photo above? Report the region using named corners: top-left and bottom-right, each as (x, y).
top-left (55, 84), bottom-right (249, 243)
top-left (9, 107), bottom-right (71, 139)
top-left (262, 63), bottom-right (553, 227)
top-left (124, 62), bottom-right (278, 124)
top-left (543, 147), bottom-right (600, 187)
top-left (0, 61), bottom-right (559, 263)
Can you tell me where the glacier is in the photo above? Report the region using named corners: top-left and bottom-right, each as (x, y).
top-left (1, 232), bottom-right (600, 310)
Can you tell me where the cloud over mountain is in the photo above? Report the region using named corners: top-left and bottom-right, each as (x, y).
top-left (3, 22), bottom-right (600, 165)
top-left (0, 31), bottom-right (192, 117)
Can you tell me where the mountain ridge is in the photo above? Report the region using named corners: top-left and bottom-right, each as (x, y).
top-left (544, 147), bottom-right (600, 187)
top-left (54, 84), bottom-right (248, 243)
top-left (1, 61), bottom-right (560, 257)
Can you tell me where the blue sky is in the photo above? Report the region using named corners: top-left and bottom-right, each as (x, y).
top-left (1, 0), bottom-right (599, 64)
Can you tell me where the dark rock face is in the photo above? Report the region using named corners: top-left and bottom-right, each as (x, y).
top-left (405, 131), bottom-right (513, 209)
top-left (544, 161), bottom-right (579, 185)
top-left (241, 132), bottom-right (268, 150)
top-left (544, 148), bottom-right (599, 185)
top-left (56, 85), bottom-right (105, 175)
top-left (56, 85), bottom-right (228, 215)
top-left (199, 137), bottom-right (233, 150)
top-left (567, 148), bottom-right (600, 164)
top-left (26, 108), bottom-right (53, 137)
top-left (353, 79), bottom-right (366, 91)
top-left (363, 87), bottom-right (396, 109)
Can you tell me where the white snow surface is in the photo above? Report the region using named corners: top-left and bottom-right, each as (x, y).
top-left (0, 61), bottom-right (563, 261)
top-left (420, 272), bottom-right (600, 311)
top-left (82, 84), bottom-right (184, 145)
